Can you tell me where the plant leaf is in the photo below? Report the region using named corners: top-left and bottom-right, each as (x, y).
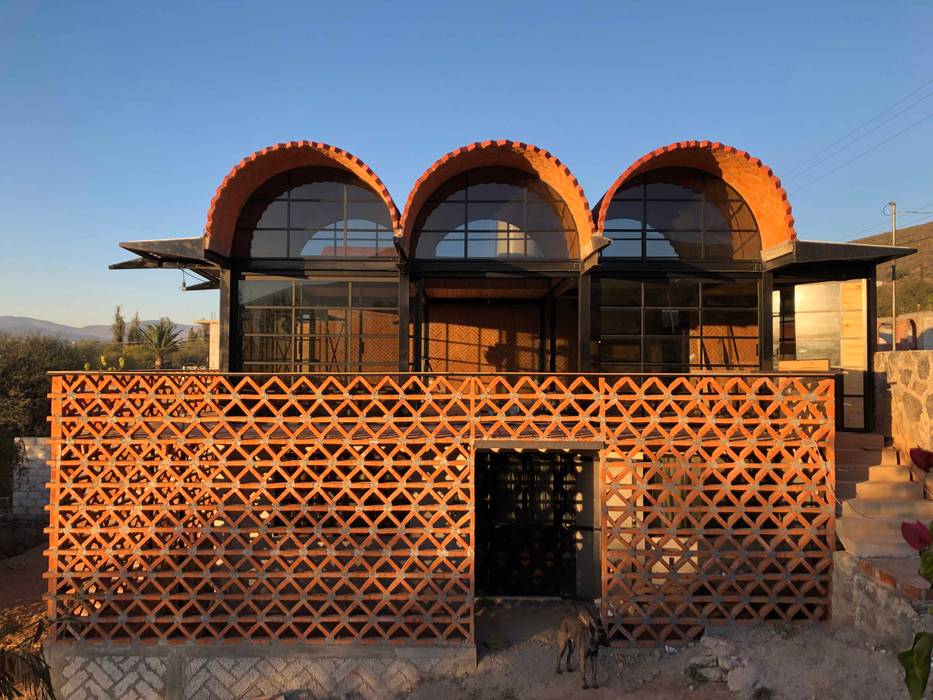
top-left (899, 632), bottom-right (933, 700)
top-left (920, 552), bottom-right (933, 585)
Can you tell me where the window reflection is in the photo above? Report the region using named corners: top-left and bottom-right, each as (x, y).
top-left (238, 276), bottom-right (399, 372)
top-left (414, 168), bottom-right (577, 259)
top-left (233, 167), bottom-right (395, 259)
top-left (593, 277), bottom-right (759, 371)
top-left (603, 167), bottom-right (761, 261)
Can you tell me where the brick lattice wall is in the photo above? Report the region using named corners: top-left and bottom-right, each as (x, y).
top-left (47, 372), bottom-right (835, 648)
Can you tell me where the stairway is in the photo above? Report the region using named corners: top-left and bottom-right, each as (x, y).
top-left (836, 432), bottom-right (929, 558)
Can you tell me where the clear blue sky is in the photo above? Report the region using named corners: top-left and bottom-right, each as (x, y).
top-left (1, 1), bottom-right (931, 326)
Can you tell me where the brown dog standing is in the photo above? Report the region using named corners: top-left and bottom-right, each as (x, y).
top-left (555, 609), bottom-right (609, 690)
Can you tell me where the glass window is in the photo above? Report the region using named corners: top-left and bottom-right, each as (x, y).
top-left (238, 276), bottom-right (399, 373)
top-left (602, 167), bottom-right (761, 261)
top-left (233, 167), bottom-right (395, 259)
top-left (592, 276), bottom-right (759, 372)
top-left (413, 167), bottom-right (577, 259)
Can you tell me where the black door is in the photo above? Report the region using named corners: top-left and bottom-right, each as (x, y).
top-left (475, 450), bottom-right (597, 597)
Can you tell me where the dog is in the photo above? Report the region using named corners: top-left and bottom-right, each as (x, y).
top-left (555, 609), bottom-right (609, 690)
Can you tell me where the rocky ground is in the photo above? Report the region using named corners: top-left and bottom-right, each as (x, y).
top-left (411, 600), bottom-right (909, 700)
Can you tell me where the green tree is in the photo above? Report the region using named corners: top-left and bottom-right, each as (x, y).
top-left (111, 305), bottom-right (126, 344)
top-left (126, 312), bottom-right (142, 343)
top-left (139, 318), bottom-right (182, 369)
top-left (0, 333), bottom-right (87, 501)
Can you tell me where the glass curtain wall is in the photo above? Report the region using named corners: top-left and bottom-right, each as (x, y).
top-left (238, 277), bottom-right (399, 372)
top-left (592, 278), bottom-right (759, 372)
top-left (233, 167), bottom-right (395, 258)
top-left (773, 279), bottom-right (868, 429)
top-left (413, 167), bottom-right (577, 259)
top-left (602, 167), bottom-right (760, 261)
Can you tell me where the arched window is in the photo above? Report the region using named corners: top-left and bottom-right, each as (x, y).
top-left (413, 168), bottom-right (578, 259)
top-left (602, 167), bottom-right (761, 260)
top-left (233, 167), bottom-right (395, 258)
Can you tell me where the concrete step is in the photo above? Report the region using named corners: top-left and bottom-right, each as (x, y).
top-left (837, 515), bottom-right (905, 540)
top-left (837, 464), bottom-right (871, 483)
top-left (879, 447), bottom-right (901, 466)
top-left (837, 515), bottom-right (916, 557)
top-left (856, 480), bottom-right (923, 500)
top-left (836, 447), bottom-right (900, 466)
top-left (842, 498), bottom-right (933, 520)
top-left (837, 534), bottom-right (916, 558)
top-left (868, 465), bottom-right (911, 482)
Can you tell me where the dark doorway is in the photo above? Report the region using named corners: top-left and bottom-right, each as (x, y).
top-left (475, 449), bottom-right (599, 598)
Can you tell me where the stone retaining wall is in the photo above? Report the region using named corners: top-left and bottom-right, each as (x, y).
top-left (12, 437), bottom-right (50, 518)
top-left (874, 351), bottom-right (933, 453)
top-left (832, 551), bottom-right (933, 650)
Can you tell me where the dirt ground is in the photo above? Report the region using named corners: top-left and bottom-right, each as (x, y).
top-left (0, 552), bottom-right (912, 699)
top-left (411, 600), bottom-right (909, 700)
top-left (0, 545), bottom-right (46, 651)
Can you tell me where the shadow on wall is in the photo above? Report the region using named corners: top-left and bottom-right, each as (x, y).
top-left (875, 351), bottom-right (933, 455)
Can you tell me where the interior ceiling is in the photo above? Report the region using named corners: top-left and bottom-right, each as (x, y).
top-left (423, 277), bottom-right (571, 300)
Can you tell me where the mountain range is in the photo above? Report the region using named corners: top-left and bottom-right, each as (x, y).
top-left (0, 316), bottom-right (196, 342)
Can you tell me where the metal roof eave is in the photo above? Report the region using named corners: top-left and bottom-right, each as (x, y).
top-left (762, 239), bottom-right (917, 271)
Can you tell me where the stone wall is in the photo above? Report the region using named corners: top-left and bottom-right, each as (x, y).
top-left (874, 351), bottom-right (933, 453)
top-left (46, 641), bottom-right (474, 700)
top-left (12, 437), bottom-right (50, 518)
top-left (832, 551), bottom-right (933, 650)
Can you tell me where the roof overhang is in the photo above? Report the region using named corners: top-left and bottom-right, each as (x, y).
top-left (110, 236), bottom-right (222, 290)
top-left (763, 239), bottom-right (916, 271)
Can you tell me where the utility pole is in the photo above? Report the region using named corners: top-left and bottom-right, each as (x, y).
top-left (888, 201), bottom-right (897, 349)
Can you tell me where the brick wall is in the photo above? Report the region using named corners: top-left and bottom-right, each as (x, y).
top-left (12, 437), bottom-right (49, 519)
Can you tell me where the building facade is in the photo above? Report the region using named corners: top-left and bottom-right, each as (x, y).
top-left (117, 139), bottom-right (912, 431)
top-left (41, 139), bottom-right (917, 698)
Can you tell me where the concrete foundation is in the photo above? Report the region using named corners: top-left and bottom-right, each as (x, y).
top-left (45, 640), bottom-right (476, 700)
top-left (832, 551), bottom-right (933, 650)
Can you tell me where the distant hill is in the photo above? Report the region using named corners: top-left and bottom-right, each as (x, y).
top-left (852, 220), bottom-right (933, 315)
top-left (0, 316), bottom-right (195, 342)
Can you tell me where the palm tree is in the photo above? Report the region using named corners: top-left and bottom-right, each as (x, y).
top-left (140, 318), bottom-right (182, 369)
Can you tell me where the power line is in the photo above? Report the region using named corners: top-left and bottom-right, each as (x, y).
top-left (785, 89), bottom-right (933, 182)
top-left (851, 201), bottom-right (933, 238)
top-left (785, 77), bottom-right (933, 177)
top-left (793, 110), bottom-right (933, 193)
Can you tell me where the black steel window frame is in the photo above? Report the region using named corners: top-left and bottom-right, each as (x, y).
top-left (592, 276), bottom-right (760, 372)
top-left (238, 275), bottom-right (399, 373)
top-left (415, 168), bottom-right (576, 260)
top-left (235, 168), bottom-right (395, 259)
top-left (602, 167), bottom-right (761, 262)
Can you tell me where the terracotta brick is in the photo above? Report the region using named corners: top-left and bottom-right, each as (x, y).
top-left (593, 141), bottom-right (796, 251)
top-left (204, 142), bottom-right (400, 258)
top-left (398, 140), bottom-right (597, 259)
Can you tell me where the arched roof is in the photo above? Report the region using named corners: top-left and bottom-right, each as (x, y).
top-left (399, 140), bottom-right (597, 259)
top-left (594, 141), bottom-right (796, 251)
top-left (204, 141), bottom-right (400, 257)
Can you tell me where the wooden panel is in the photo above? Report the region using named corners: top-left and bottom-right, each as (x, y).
top-left (426, 304), bottom-right (540, 373)
top-left (840, 279), bottom-right (867, 370)
top-left (778, 359), bottom-right (831, 371)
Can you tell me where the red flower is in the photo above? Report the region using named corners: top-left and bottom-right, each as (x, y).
top-left (901, 521), bottom-right (932, 551)
top-left (910, 447), bottom-right (933, 473)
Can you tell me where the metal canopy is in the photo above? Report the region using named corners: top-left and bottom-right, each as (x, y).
top-left (763, 238), bottom-right (916, 271)
top-left (110, 237), bottom-right (221, 290)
